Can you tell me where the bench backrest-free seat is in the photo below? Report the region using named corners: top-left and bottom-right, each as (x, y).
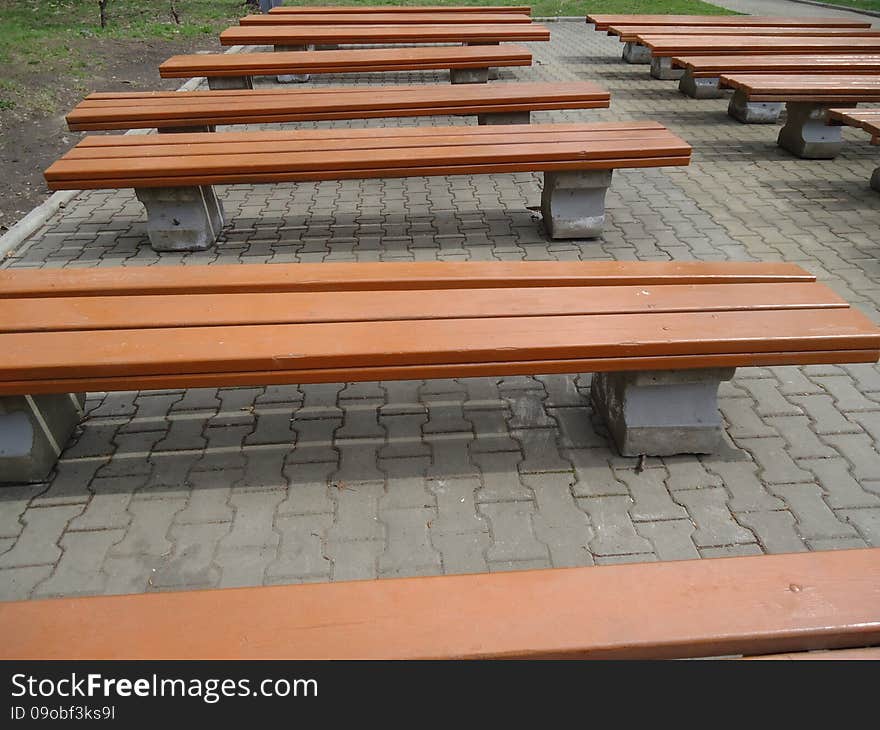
top-left (239, 12), bottom-right (534, 25)
top-left (588, 14), bottom-right (871, 31)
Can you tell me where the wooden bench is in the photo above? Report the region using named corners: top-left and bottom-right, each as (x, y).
top-left (2, 260), bottom-right (878, 481)
top-left (0, 547), bottom-right (877, 659)
top-left (608, 26), bottom-right (880, 65)
top-left (671, 54), bottom-right (880, 99)
top-left (65, 82), bottom-right (611, 132)
top-left (42, 121), bottom-right (690, 250)
top-left (828, 107), bottom-right (880, 190)
top-left (269, 5), bottom-right (533, 14)
top-left (160, 45), bottom-right (533, 87)
top-left (719, 74), bottom-right (880, 157)
top-left (587, 14), bottom-right (872, 31)
top-left (638, 36), bottom-right (880, 81)
top-left (240, 12), bottom-right (534, 25)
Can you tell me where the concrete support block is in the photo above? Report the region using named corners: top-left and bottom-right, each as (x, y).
top-left (777, 102), bottom-right (843, 160)
top-left (622, 41), bottom-right (651, 64)
top-left (207, 76), bottom-right (253, 91)
top-left (591, 368), bottom-right (736, 457)
top-left (275, 45), bottom-right (311, 83)
top-left (450, 67), bottom-right (489, 84)
top-left (478, 111), bottom-right (530, 125)
top-left (135, 186), bottom-right (225, 252)
top-left (158, 125), bottom-right (216, 134)
top-left (678, 70), bottom-right (722, 99)
top-left (871, 167), bottom-right (880, 192)
top-left (727, 89), bottom-right (783, 124)
top-left (650, 56), bottom-right (684, 81)
top-left (466, 41), bottom-right (499, 79)
top-left (0, 394), bottom-right (85, 483)
top-left (540, 169), bottom-right (612, 240)
top-left (314, 44), bottom-right (339, 50)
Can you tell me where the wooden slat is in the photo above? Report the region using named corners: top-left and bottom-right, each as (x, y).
top-left (672, 54), bottom-right (880, 77)
top-left (745, 646), bottom-right (880, 660)
top-left (240, 12), bottom-right (533, 24)
top-left (219, 23), bottom-right (551, 46)
top-left (159, 45), bottom-right (532, 78)
top-left (588, 15), bottom-right (872, 30)
top-left (828, 107), bottom-right (880, 140)
top-left (2, 548), bottom-right (877, 659)
top-left (0, 283), bottom-right (847, 334)
top-left (641, 36), bottom-right (880, 56)
top-left (1, 308), bottom-right (876, 385)
top-left (66, 82), bottom-right (610, 131)
top-left (613, 26), bottom-right (880, 40)
top-left (0, 261), bottom-right (817, 298)
top-left (720, 74), bottom-right (880, 102)
top-left (269, 5), bottom-right (533, 14)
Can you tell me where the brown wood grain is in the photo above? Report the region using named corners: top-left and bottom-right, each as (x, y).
top-left (588, 15), bottom-right (871, 30)
top-left (240, 12), bottom-right (533, 24)
top-left (1, 548), bottom-right (877, 659)
top-left (720, 74), bottom-right (880, 102)
top-left (270, 5), bottom-right (532, 13)
top-left (672, 54), bottom-right (880, 77)
top-left (642, 36), bottom-right (880, 57)
top-left (614, 26), bottom-right (880, 41)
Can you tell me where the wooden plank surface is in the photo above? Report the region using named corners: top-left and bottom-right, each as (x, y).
top-left (672, 54), bottom-right (880, 77)
top-left (240, 12), bottom-right (534, 24)
top-left (720, 74), bottom-right (880, 102)
top-left (828, 107), bottom-right (880, 141)
top-left (613, 26), bottom-right (880, 40)
top-left (159, 45), bottom-right (532, 78)
top-left (588, 14), bottom-right (872, 30)
top-left (641, 36), bottom-right (880, 56)
top-left (219, 23), bottom-right (551, 45)
top-left (269, 5), bottom-right (532, 13)
top-left (66, 82), bottom-right (611, 131)
top-left (2, 548), bottom-right (878, 659)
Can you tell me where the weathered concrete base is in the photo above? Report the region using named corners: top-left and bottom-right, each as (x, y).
top-left (478, 111), bottom-right (530, 125)
top-left (650, 56), bottom-right (684, 81)
top-left (622, 41), bottom-right (651, 64)
top-left (450, 67), bottom-right (489, 84)
top-left (135, 186), bottom-right (225, 252)
top-left (314, 44), bottom-right (339, 50)
top-left (871, 167), bottom-right (880, 192)
top-left (0, 394), bottom-right (85, 483)
top-left (158, 125), bottom-right (216, 134)
top-left (207, 76), bottom-right (253, 91)
top-left (541, 169), bottom-right (612, 240)
top-left (275, 45), bottom-right (311, 83)
top-left (678, 71), bottom-right (722, 99)
top-left (591, 368), bottom-right (736, 457)
top-left (777, 102), bottom-right (844, 160)
top-left (727, 89), bottom-right (783, 124)
top-left (466, 41), bottom-right (499, 79)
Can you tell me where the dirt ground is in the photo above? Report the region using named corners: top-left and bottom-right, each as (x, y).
top-left (0, 36), bottom-right (219, 232)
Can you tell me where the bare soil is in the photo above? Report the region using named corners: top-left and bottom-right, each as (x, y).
top-left (0, 35), bottom-right (218, 232)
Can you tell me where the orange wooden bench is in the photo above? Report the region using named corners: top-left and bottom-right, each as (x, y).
top-left (160, 45), bottom-right (534, 87)
top-left (587, 14), bottom-right (872, 31)
top-left (638, 36), bottom-right (880, 81)
top-left (269, 5), bottom-right (532, 14)
top-left (671, 54), bottom-right (880, 99)
top-left (0, 548), bottom-right (877, 659)
top-left (828, 107), bottom-right (880, 190)
top-left (2, 260), bottom-right (878, 481)
top-left (719, 74), bottom-right (880, 157)
top-left (42, 121), bottom-right (690, 250)
top-left (240, 12), bottom-right (534, 25)
top-left (64, 82), bottom-right (610, 132)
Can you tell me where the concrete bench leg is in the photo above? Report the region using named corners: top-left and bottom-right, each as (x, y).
top-left (275, 45), bottom-right (311, 83)
top-left (207, 76), bottom-right (253, 91)
top-left (727, 89), bottom-right (783, 124)
top-left (450, 67), bottom-right (489, 84)
top-left (541, 169), bottom-right (612, 240)
top-left (478, 111), bottom-right (530, 125)
top-left (0, 394), bottom-right (85, 483)
top-left (157, 125), bottom-right (216, 134)
top-left (622, 41), bottom-right (651, 64)
top-left (466, 41), bottom-right (499, 79)
top-left (135, 186), bottom-right (225, 252)
top-left (678, 70), bottom-right (722, 99)
top-left (650, 56), bottom-right (683, 81)
top-left (591, 368), bottom-right (736, 457)
top-left (871, 168), bottom-right (880, 192)
top-left (777, 102), bottom-right (842, 160)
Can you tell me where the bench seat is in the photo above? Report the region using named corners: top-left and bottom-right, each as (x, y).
top-left (269, 5), bottom-right (532, 14)
top-left (719, 74), bottom-right (880, 156)
top-left (587, 14), bottom-right (871, 31)
top-left (828, 107), bottom-right (880, 189)
top-left (65, 82), bottom-right (610, 132)
top-left (160, 45), bottom-right (533, 87)
top-left (239, 12), bottom-right (534, 25)
top-left (43, 121), bottom-right (691, 247)
top-left (1, 547), bottom-right (877, 659)
top-left (1, 260), bottom-right (878, 480)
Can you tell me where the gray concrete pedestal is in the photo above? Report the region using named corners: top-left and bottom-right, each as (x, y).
top-left (871, 167), bottom-right (880, 192)
top-left (275, 44), bottom-right (311, 83)
top-left (135, 186), bottom-right (225, 252)
top-left (591, 368), bottom-right (736, 456)
top-left (727, 89), bottom-right (783, 124)
top-left (466, 41), bottom-right (499, 79)
top-left (622, 41), bottom-right (651, 64)
top-left (207, 76), bottom-right (253, 91)
top-left (158, 124), bottom-right (215, 134)
top-left (478, 111), bottom-right (530, 125)
top-left (678, 71), bottom-right (722, 99)
top-left (0, 394), bottom-right (85, 483)
top-left (650, 56), bottom-right (684, 81)
top-left (541, 169), bottom-right (612, 240)
top-left (777, 102), bottom-right (844, 159)
top-left (450, 67), bottom-right (489, 84)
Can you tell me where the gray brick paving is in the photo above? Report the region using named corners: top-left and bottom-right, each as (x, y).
top-left (2, 20), bottom-right (880, 600)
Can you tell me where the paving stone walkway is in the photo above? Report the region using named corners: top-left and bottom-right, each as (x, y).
top-left (2, 19), bottom-right (880, 601)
